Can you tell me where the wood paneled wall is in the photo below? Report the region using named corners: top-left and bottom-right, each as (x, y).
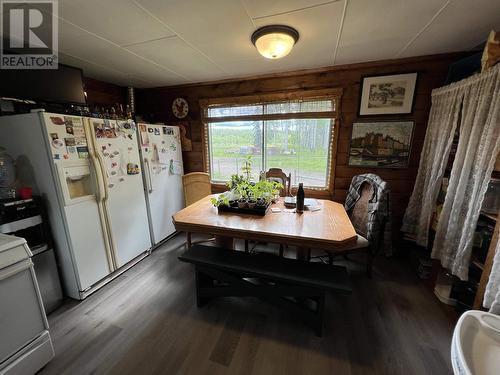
top-left (136, 53), bottom-right (466, 238)
top-left (83, 77), bottom-right (126, 107)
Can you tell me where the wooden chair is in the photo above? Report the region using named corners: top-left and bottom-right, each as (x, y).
top-left (182, 172), bottom-right (214, 247)
top-left (256, 168), bottom-right (292, 256)
top-left (261, 168), bottom-right (291, 197)
top-left (317, 182), bottom-right (373, 276)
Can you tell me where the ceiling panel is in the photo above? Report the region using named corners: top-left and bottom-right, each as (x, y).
top-left (244, 1), bottom-right (344, 73)
top-left (135, 0), bottom-right (254, 66)
top-left (37, 0), bottom-right (496, 87)
top-left (399, 0), bottom-right (500, 58)
top-left (58, 19), bottom-right (188, 87)
top-left (59, 0), bottom-right (175, 46)
top-left (125, 36), bottom-right (226, 82)
top-left (241, 0), bottom-right (340, 19)
top-left (335, 0), bottom-right (448, 65)
top-left (59, 53), bottom-right (147, 87)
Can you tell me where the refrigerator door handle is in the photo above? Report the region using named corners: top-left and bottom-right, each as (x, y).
top-left (95, 152), bottom-right (110, 200)
top-left (144, 158), bottom-right (153, 194)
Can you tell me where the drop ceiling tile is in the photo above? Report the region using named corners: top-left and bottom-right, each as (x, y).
top-left (59, 0), bottom-right (175, 46)
top-left (135, 0), bottom-right (255, 65)
top-left (399, 0), bottom-right (500, 58)
top-left (125, 36), bottom-right (225, 82)
top-left (241, 0), bottom-right (341, 19)
top-left (239, 1), bottom-right (344, 74)
top-left (335, 0), bottom-right (448, 65)
top-left (58, 20), bottom-right (189, 87)
top-left (59, 52), bottom-right (147, 87)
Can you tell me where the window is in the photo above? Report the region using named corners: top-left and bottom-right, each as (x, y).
top-left (201, 89), bottom-right (341, 190)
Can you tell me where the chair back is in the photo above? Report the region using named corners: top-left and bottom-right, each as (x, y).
top-left (262, 168), bottom-right (291, 196)
top-left (349, 182), bottom-right (373, 238)
top-left (182, 172), bottom-right (211, 206)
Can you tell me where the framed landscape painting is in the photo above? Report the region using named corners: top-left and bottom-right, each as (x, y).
top-left (359, 73), bottom-right (417, 115)
top-left (349, 121), bottom-right (414, 168)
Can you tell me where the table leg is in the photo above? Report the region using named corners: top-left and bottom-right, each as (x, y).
top-left (215, 235), bottom-right (234, 250)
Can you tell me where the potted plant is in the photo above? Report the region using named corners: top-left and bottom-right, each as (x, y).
top-left (235, 183), bottom-right (248, 208)
top-left (210, 194), bottom-right (230, 208)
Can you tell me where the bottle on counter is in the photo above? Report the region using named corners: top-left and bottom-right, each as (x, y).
top-left (296, 183), bottom-right (305, 213)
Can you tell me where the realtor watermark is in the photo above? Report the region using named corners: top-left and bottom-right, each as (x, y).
top-left (1, 0), bottom-right (58, 69)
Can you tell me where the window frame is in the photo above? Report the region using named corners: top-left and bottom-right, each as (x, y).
top-left (200, 88), bottom-right (342, 195)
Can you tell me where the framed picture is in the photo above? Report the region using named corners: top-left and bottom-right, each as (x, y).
top-left (359, 73), bottom-right (417, 115)
top-left (348, 121), bottom-right (414, 168)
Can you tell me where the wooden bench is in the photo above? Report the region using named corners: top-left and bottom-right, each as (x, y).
top-left (178, 245), bottom-right (352, 336)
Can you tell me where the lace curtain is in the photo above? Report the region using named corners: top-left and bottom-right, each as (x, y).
top-left (432, 64), bottom-right (500, 280)
top-left (401, 83), bottom-right (463, 246)
top-left (484, 238), bottom-right (500, 313)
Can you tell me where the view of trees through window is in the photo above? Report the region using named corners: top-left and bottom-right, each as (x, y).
top-left (207, 100), bottom-right (334, 188)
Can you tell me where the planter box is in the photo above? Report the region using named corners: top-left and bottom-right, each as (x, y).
top-left (217, 202), bottom-right (271, 216)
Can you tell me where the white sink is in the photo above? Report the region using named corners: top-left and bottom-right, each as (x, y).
top-left (452, 310), bottom-right (500, 375)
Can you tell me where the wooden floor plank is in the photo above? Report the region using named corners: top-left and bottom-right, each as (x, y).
top-left (39, 233), bottom-right (455, 375)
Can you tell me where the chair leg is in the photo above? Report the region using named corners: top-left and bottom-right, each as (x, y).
top-left (186, 232), bottom-right (192, 249)
top-left (245, 240), bottom-right (249, 253)
top-left (366, 250), bottom-right (373, 278)
top-left (279, 244), bottom-right (284, 257)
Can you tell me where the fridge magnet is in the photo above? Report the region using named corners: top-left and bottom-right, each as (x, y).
top-left (169, 143), bottom-right (177, 151)
top-left (72, 120), bottom-right (85, 137)
top-left (75, 137), bottom-right (86, 146)
top-left (65, 123), bottom-right (74, 135)
top-left (153, 128), bottom-right (159, 135)
top-left (63, 154), bottom-right (69, 160)
top-left (179, 123), bottom-right (192, 151)
top-left (119, 177), bottom-right (125, 182)
top-left (50, 116), bottom-right (64, 125)
top-left (67, 146), bottom-right (76, 154)
top-left (64, 138), bottom-right (76, 147)
top-left (52, 138), bottom-right (64, 149)
top-left (348, 121), bottom-right (414, 168)
top-left (53, 154), bottom-right (60, 160)
top-left (148, 127), bottom-right (154, 133)
top-left (104, 122), bottom-right (117, 138)
top-left (108, 183), bottom-right (114, 189)
top-left (127, 134), bottom-right (133, 140)
top-left (163, 127), bottom-right (174, 135)
top-left (50, 133), bottom-right (59, 141)
top-left (169, 160), bottom-right (183, 175)
top-left (127, 163), bottom-right (140, 175)
top-left (77, 146), bottom-right (89, 159)
top-left (94, 122), bottom-right (105, 138)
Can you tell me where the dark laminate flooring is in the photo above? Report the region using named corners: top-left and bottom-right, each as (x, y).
top-left (40, 234), bottom-right (456, 375)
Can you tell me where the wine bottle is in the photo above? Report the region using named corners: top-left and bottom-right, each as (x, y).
top-left (296, 183), bottom-right (305, 213)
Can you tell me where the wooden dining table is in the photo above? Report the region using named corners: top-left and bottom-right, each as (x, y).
top-left (173, 195), bottom-right (361, 257)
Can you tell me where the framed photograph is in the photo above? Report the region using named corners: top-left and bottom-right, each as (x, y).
top-left (348, 121), bottom-right (414, 168)
top-left (359, 73), bottom-right (417, 115)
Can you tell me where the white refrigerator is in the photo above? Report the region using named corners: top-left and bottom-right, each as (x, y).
top-left (0, 110), bottom-right (151, 299)
top-left (138, 123), bottom-right (184, 246)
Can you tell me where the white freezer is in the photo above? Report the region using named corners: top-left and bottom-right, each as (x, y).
top-left (138, 123), bottom-right (184, 246)
top-left (87, 118), bottom-right (151, 267)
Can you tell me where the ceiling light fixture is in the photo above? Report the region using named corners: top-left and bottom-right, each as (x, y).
top-left (251, 25), bottom-right (299, 59)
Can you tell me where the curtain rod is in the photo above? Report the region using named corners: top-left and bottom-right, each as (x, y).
top-left (432, 63), bottom-right (500, 97)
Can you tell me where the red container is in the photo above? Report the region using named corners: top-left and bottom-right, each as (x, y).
top-left (19, 187), bottom-right (33, 200)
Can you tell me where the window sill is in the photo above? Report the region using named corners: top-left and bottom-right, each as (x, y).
top-left (210, 182), bottom-right (333, 200)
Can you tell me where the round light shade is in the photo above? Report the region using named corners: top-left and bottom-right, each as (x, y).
top-left (251, 25), bottom-right (299, 59)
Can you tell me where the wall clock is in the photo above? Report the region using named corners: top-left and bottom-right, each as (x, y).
top-left (172, 98), bottom-right (189, 119)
